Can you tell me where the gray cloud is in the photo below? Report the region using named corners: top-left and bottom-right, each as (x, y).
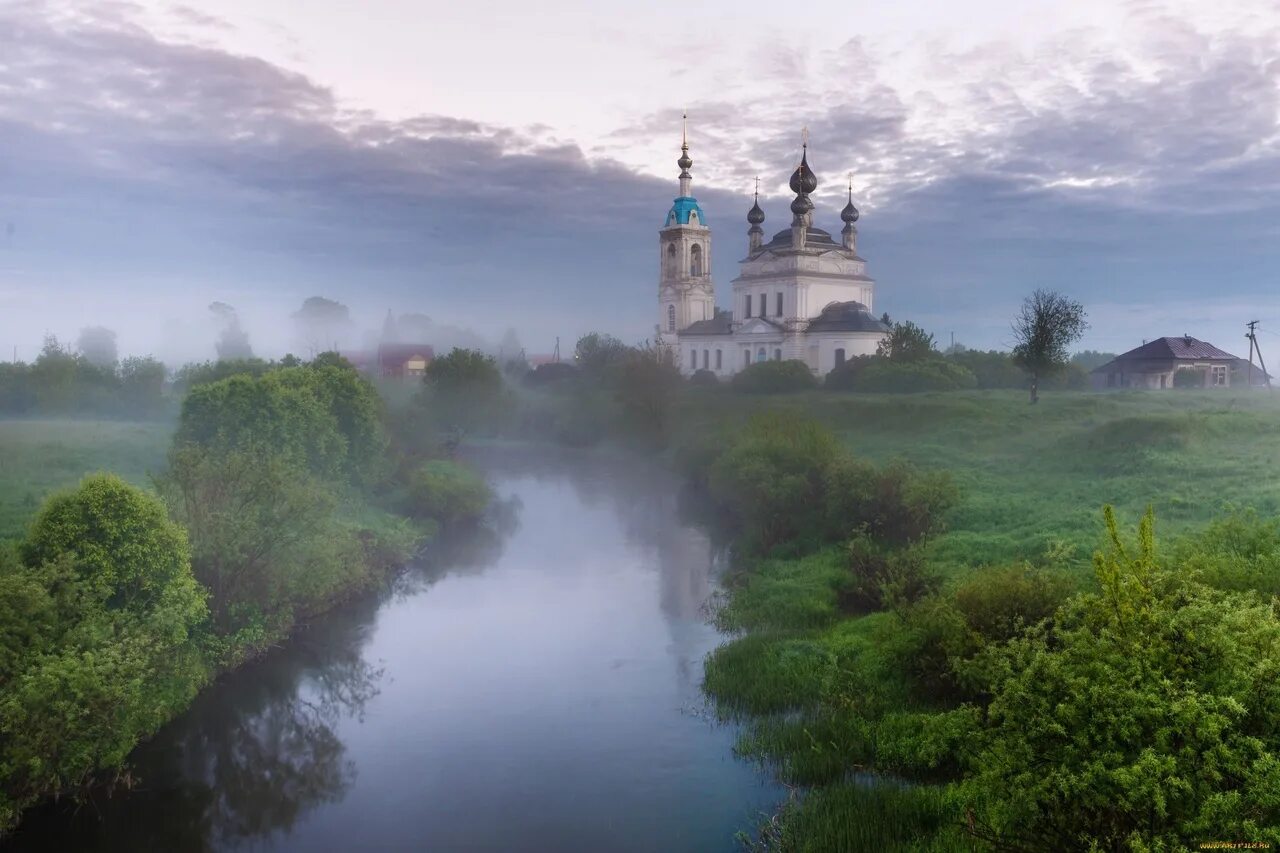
top-left (0, 0), bottom-right (1278, 361)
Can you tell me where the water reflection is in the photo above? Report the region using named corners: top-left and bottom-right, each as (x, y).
top-left (5, 448), bottom-right (778, 852)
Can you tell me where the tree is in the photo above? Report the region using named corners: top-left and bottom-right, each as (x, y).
top-left (421, 348), bottom-right (505, 442)
top-left (1010, 290), bottom-right (1088, 403)
top-left (210, 302), bottom-right (253, 361)
top-left (574, 333), bottom-right (631, 377)
top-left (119, 356), bottom-right (167, 416)
top-left (292, 296), bottom-right (353, 356)
top-left (876, 320), bottom-right (937, 362)
top-left (76, 326), bottom-right (118, 367)
top-left (611, 345), bottom-right (683, 446)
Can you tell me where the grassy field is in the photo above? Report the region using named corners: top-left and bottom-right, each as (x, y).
top-left (0, 419), bottom-right (173, 540)
top-left (673, 387), bottom-right (1280, 577)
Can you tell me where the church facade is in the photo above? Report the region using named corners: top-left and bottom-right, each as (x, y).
top-left (655, 130), bottom-right (889, 378)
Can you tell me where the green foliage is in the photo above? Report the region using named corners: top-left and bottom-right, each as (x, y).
top-left (844, 537), bottom-right (938, 614)
top-left (0, 336), bottom-right (168, 418)
top-left (610, 347), bottom-right (684, 447)
top-left (1010, 289), bottom-right (1088, 401)
top-left (1174, 509), bottom-right (1280, 597)
top-left (950, 563), bottom-right (1075, 645)
top-left (573, 332), bottom-right (630, 377)
top-left (824, 457), bottom-right (959, 546)
top-left (732, 360), bottom-right (818, 394)
top-left (0, 477), bottom-right (207, 831)
top-left (846, 359), bottom-right (978, 393)
top-left (420, 348), bottom-right (506, 438)
top-left (690, 367), bottom-right (719, 386)
top-left (1173, 365), bottom-right (1207, 388)
top-left (963, 508), bottom-right (1280, 850)
top-left (877, 321), bottom-right (937, 362)
top-left (406, 460), bottom-right (492, 528)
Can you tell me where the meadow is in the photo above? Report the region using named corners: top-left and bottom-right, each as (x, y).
top-left (0, 419), bottom-right (173, 541)
top-left (673, 387), bottom-right (1280, 577)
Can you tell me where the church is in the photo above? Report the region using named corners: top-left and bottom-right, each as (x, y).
top-left (655, 127), bottom-right (889, 378)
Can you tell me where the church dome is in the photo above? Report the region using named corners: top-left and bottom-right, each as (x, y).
top-left (677, 147), bottom-right (693, 172)
top-left (788, 150), bottom-right (818, 195)
top-left (747, 199), bottom-right (765, 224)
top-left (841, 199), bottom-right (859, 223)
top-left (790, 194), bottom-right (814, 215)
top-left (806, 301), bottom-right (888, 333)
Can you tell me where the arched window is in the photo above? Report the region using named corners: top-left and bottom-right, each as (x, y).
top-left (689, 349), bottom-right (696, 369)
top-left (667, 304), bottom-right (676, 332)
top-left (665, 243), bottom-right (676, 277)
top-left (774, 348), bottom-right (782, 361)
top-left (834, 348), bottom-right (846, 367)
top-left (757, 347), bottom-right (766, 363)
top-left (690, 244), bottom-right (703, 277)
top-left (744, 295), bottom-right (752, 318)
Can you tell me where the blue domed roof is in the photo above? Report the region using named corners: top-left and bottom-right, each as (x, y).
top-left (665, 196), bottom-right (706, 227)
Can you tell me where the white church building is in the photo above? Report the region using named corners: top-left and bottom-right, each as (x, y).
top-left (655, 128), bottom-right (889, 378)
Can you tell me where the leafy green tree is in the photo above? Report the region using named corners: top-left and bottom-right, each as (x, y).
top-left (610, 345), bottom-right (683, 446)
top-left (964, 508), bottom-right (1280, 850)
top-left (118, 355), bottom-right (167, 416)
top-left (731, 360), bottom-right (818, 393)
top-left (421, 348), bottom-right (505, 441)
top-left (1070, 349), bottom-right (1116, 371)
top-left (573, 333), bottom-right (631, 377)
top-left (210, 302), bottom-right (253, 361)
top-left (1010, 289), bottom-right (1088, 403)
top-left (876, 320), bottom-right (937, 362)
top-left (406, 460), bottom-right (492, 528)
top-left (292, 296), bottom-right (353, 356)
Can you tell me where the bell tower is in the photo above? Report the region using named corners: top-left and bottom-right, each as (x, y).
top-left (657, 114), bottom-right (715, 353)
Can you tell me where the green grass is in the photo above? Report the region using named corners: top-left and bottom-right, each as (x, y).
top-left (0, 419), bottom-right (173, 540)
top-left (683, 388), bottom-right (1280, 849)
top-left (674, 388), bottom-right (1280, 577)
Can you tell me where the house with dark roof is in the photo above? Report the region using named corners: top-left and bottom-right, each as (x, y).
top-left (1090, 336), bottom-right (1262, 390)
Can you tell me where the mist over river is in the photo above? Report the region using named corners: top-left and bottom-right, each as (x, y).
top-left (4, 448), bottom-right (782, 852)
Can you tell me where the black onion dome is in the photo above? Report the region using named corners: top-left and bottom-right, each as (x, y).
top-left (841, 199), bottom-right (860, 223)
top-left (790, 194), bottom-right (814, 215)
top-left (747, 199), bottom-right (765, 224)
top-left (788, 150), bottom-right (818, 194)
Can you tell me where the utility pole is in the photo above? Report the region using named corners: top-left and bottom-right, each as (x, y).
top-left (553, 336), bottom-right (560, 364)
top-left (1246, 321), bottom-right (1271, 389)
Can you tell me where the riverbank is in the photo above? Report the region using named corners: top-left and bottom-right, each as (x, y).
top-left (663, 388), bottom-right (1280, 850)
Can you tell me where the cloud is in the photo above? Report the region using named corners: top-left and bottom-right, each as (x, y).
top-left (0, 0), bottom-right (1278, 362)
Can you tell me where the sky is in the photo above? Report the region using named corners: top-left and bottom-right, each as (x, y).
top-left (1, 0), bottom-right (1279, 363)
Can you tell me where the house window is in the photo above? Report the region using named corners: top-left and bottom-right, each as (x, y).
top-left (667, 304), bottom-right (675, 332)
top-left (834, 348), bottom-right (846, 367)
top-left (690, 244), bottom-right (703, 276)
top-left (703, 349), bottom-right (709, 369)
top-left (1213, 365), bottom-right (1227, 386)
top-left (715, 350), bottom-right (722, 369)
top-left (775, 292), bottom-right (783, 317)
top-left (757, 347), bottom-right (766, 363)
top-left (745, 295), bottom-right (752, 318)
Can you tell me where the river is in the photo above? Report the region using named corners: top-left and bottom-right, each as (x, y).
top-left (4, 448), bottom-right (782, 852)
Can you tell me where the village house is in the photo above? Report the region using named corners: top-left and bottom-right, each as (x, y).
top-left (1090, 336), bottom-right (1266, 389)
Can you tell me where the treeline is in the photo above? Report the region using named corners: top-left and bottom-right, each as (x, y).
top-left (689, 413), bottom-right (1280, 850)
top-left (0, 354), bottom-right (492, 831)
top-left (0, 337), bottom-right (168, 418)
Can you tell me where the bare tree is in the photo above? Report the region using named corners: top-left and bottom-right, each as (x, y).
top-left (1011, 290), bottom-right (1088, 403)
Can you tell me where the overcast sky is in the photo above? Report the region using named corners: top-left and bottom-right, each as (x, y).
top-left (2, 0), bottom-right (1279, 362)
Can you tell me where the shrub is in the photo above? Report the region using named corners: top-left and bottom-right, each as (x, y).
top-left (689, 368), bottom-right (719, 386)
top-left (521, 362), bottom-right (579, 387)
top-left (731, 360), bottom-right (817, 394)
top-left (852, 359), bottom-right (978, 393)
top-left (950, 563), bottom-right (1074, 644)
top-left (822, 355), bottom-right (876, 391)
top-left (1175, 510), bottom-right (1280, 597)
top-left (824, 457), bottom-right (958, 546)
top-left (406, 460), bottom-right (492, 528)
top-left (1173, 366), bottom-right (1207, 388)
top-left (843, 536), bottom-right (938, 614)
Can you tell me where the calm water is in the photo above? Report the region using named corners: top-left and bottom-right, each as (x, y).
top-left (5, 449), bottom-right (781, 852)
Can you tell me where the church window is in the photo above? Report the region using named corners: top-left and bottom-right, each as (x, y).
top-left (757, 347), bottom-right (766, 363)
top-left (702, 350), bottom-right (709, 369)
top-left (744, 350), bottom-right (751, 366)
top-left (775, 292), bottom-right (783, 316)
top-left (835, 348), bottom-right (846, 367)
top-left (665, 244), bottom-right (676, 277)
top-left (744, 295), bottom-right (752, 318)
top-left (690, 244), bottom-right (703, 276)
top-left (715, 350), bottom-right (722, 369)
top-left (667, 304), bottom-right (675, 332)
top-left (773, 348), bottom-right (782, 361)
top-left (689, 349), bottom-right (696, 370)
top-left (758, 294), bottom-right (767, 318)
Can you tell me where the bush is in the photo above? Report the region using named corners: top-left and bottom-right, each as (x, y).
top-left (521, 362), bottom-right (579, 387)
top-left (824, 457), bottom-right (958, 546)
top-left (1175, 510), bottom-right (1280, 597)
top-left (731, 360), bottom-right (817, 394)
top-left (852, 359), bottom-right (978, 393)
top-left (950, 563), bottom-right (1074, 645)
top-left (406, 460), bottom-right (492, 528)
top-left (843, 536), bottom-right (938, 614)
top-left (1173, 366), bottom-right (1207, 388)
top-left (822, 355), bottom-right (876, 391)
top-left (689, 368), bottom-right (719, 386)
